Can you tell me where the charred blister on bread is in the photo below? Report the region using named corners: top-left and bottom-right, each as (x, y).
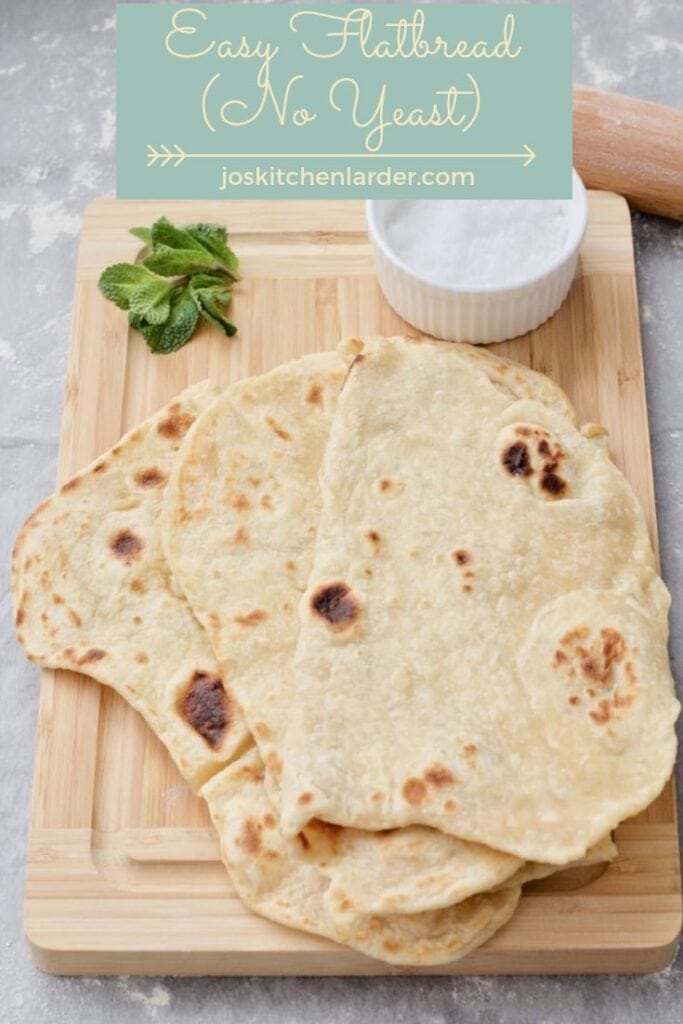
top-left (179, 670), bottom-right (229, 749)
top-left (310, 582), bottom-right (360, 632)
top-left (500, 424), bottom-right (570, 499)
top-left (110, 529), bottom-right (144, 564)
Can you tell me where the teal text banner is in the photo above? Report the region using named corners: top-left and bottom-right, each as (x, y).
top-left (116, 3), bottom-right (572, 199)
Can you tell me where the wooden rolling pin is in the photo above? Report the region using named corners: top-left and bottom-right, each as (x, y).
top-left (573, 86), bottom-right (683, 221)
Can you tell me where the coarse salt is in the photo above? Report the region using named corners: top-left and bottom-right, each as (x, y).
top-left (382, 199), bottom-right (573, 290)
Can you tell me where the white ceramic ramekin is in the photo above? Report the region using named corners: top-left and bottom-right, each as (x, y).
top-left (366, 170), bottom-right (588, 344)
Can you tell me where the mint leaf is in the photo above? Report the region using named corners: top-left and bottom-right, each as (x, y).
top-left (185, 223), bottom-right (239, 280)
top-left (99, 263), bottom-right (167, 311)
top-left (143, 245), bottom-right (227, 278)
top-left (100, 217), bottom-right (240, 353)
top-left (151, 216), bottom-right (207, 255)
top-left (128, 278), bottom-right (173, 324)
top-left (197, 297), bottom-right (237, 337)
top-left (153, 283), bottom-right (199, 354)
top-left (129, 226), bottom-right (153, 245)
top-left (189, 277), bottom-right (237, 336)
top-left (129, 312), bottom-right (165, 350)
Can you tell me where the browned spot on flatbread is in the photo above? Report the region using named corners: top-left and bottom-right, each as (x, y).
top-left (383, 939), bottom-right (402, 953)
top-left (179, 671), bottom-right (229, 749)
top-left (15, 608), bottom-right (25, 626)
top-left (261, 494), bottom-right (273, 511)
top-left (237, 819), bottom-right (261, 855)
top-left (297, 833), bottom-right (311, 851)
top-left (306, 383), bottom-right (323, 406)
top-left (62, 476), bottom-right (81, 492)
top-left (402, 777), bottom-right (427, 805)
top-left (68, 609), bottom-right (82, 628)
top-left (130, 578), bottom-right (146, 595)
top-left (135, 467), bottom-right (167, 489)
top-left (208, 612), bottom-right (221, 631)
top-left (372, 791), bottom-right (384, 801)
top-left (310, 582), bottom-right (359, 631)
top-left (231, 526), bottom-right (250, 546)
top-left (93, 462), bottom-right (108, 474)
top-left (378, 477), bottom-right (394, 493)
top-left (424, 764), bottom-right (456, 788)
top-left (590, 700), bottom-right (611, 725)
top-left (452, 549), bottom-right (470, 566)
top-left (462, 584), bottom-right (473, 594)
top-left (444, 799), bottom-right (457, 811)
top-left (462, 744), bottom-right (477, 758)
top-left (561, 627), bottom-right (589, 646)
top-left (157, 405), bottom-right (194, 440)
top-left (265, 751), bottom-right (282, 775)
top-left (78, 648), bottom-right (106, 666)
top-left (263, 813), bottom-right (276, 828)
top-left (265, 416), bottom-right (291, 441)
top-left (234, 609), bottom-right (268, 627)
top-left (297, 792), bottom-right (313, 806)
top-left (502, 442), bottom-right (532, 477)
top-left (556, 626), bottom-right (637, 727)
top-left (111, 529), bottom-right (144, 564)
top-left (233, 764), bottom-right (265, 784)
top-left (247, 475), bottom-right (261, 487)
top-left (135, 652), bottom-right (149, 664)
top-left (366, 529), bottom-right (381, 552)
top-left (132, 615), bottom-right (142, 625)
top-left (541, 469), bottom-right (567, 497)
top-left (231, 493), bottom-right (250, 512)
top-left (254, 722), bottom-right (272, 741)
top-left (285, 560), bottom-right (296, 571)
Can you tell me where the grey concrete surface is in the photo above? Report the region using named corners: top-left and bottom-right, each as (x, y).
top-left (0, 1), bottom-right (681, 1021)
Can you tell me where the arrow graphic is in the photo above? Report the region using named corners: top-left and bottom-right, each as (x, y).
top-left (146, 143), bottom-right (187, 168)
top-left (145, 144), bottom-right (536, 168)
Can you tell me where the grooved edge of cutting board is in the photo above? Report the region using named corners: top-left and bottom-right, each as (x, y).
top-left (24, 195), bottom-right (681, 975)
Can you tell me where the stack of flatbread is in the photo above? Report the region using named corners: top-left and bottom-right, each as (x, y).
top-left (12, 336), bottom-right (679, 966)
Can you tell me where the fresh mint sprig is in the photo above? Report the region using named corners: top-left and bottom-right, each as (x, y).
top-left (98, 216), bottom-right (239, 354)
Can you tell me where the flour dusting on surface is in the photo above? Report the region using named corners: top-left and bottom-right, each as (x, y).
top-left (28, 201), bottom-right (81, 254)
top-left (578, 36), bottom-right (625, 89)
top-left (116, 979), bottom-right (172, 1019)
top-left (0, 338), bottom-right (18, 364)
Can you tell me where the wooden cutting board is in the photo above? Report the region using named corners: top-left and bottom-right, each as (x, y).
top-left (24, 194), bottom-right (681, 975)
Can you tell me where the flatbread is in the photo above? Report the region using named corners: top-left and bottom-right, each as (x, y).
top-left (11, 368), bottom-right (522, 961)
top-left (280, 336), bottom-right (679, 862)
top-left (11, 361), bottom-right (619, 966)
top-left (202, 744), bottom-right (522, 966)
top-left (12, 383), bottom-right (249, 791)
top-left (162, 350), bottom-right (537, 916)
